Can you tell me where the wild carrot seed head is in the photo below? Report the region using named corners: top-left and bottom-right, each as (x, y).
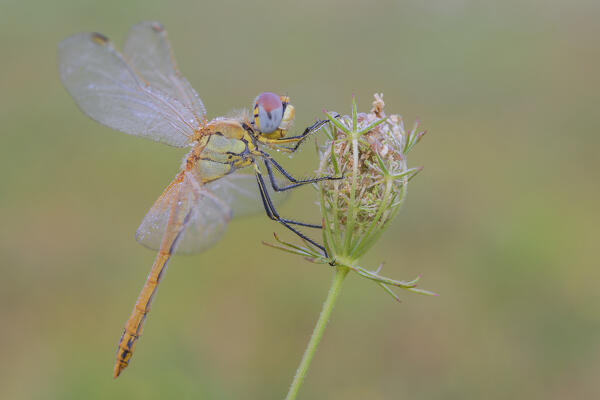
top-left (318, 94), bottom-right (425, 260)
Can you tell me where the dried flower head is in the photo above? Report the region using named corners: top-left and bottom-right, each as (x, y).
top-left (318, 93), bottom-right (425, 262)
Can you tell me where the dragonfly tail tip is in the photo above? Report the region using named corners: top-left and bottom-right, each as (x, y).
top-left (113, 364), bottom-right (123, 379)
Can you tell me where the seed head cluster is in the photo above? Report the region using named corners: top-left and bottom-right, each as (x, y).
top-left (318, 94), bottom-right (425, 259)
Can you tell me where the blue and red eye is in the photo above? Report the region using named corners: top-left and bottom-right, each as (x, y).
top-left (253, 92), bottom-right (285, 134)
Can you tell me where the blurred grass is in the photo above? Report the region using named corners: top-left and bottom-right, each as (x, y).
top-left (1, 0), bottom-right (600, 399)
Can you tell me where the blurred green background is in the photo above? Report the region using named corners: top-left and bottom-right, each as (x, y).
top-left (1, 0), bottom-right (599, 399)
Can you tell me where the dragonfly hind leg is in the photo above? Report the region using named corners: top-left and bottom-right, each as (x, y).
top-left (255, 170), bottom-right (329, 258)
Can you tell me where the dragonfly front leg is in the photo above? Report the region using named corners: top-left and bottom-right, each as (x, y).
top-left (256, 115), bottom-right (339, 153)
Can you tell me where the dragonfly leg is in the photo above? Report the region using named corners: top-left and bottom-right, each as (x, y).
top-left (257, 114), bottom-right (340, 152)
top-left (263, 157), bottom-right (343, 192)
top-left (255, 170), bottom-right (329, 257)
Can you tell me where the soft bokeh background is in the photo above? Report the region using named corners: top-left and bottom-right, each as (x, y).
top-left (1, 0), bottom-right (599, 399)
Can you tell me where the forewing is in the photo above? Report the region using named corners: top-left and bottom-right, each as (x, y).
top-left (205, 171), bottom-right (288, 218)
top-left (58, 32), bottom-right (198, 147)
top-left (123, 21), bottom-right (206, 119)
top-left (136, 172), bottom-right (231, 254)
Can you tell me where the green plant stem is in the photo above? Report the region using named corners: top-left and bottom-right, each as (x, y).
top-left (284, 266), bottom-right (349, 400)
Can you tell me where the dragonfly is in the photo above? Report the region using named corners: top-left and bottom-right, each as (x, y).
top-left (58, 21), bottom-right (339, 378)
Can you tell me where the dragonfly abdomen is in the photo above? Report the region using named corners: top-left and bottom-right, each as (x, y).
top-left (113, 250), bottom-right (171, 378)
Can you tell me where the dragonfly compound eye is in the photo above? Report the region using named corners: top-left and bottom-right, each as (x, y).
top-left (253, 92), bottom-right (284, 134)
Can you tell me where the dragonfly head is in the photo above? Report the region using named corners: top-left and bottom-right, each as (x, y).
top-left (253, 92), bottom-right (295, 139)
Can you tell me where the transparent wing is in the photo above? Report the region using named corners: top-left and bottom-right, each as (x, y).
top-left (123, 21), bottom-right (206, 119)
top-left (205, 171), bottom-right (289, 218)
top-left (136, 170), bottom-right (288, 255)
top-left (58, 32), bottom-right (199, 147)
top-left (136, 172), bottom-right (231, 254)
